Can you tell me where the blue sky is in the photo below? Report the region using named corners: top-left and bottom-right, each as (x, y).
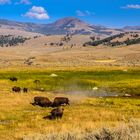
top-left (0, 0), bottom-right (140, 28)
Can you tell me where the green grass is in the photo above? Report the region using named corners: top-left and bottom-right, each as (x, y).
top-left (0, 69), bottom-right (140, 95)
top-left (0, 68), bottom-right (140, 139)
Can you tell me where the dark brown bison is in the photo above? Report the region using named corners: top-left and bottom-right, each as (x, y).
top-left (52, 97), bottom-right (70, 107)
top-left (51, 107), bottom-right (64, 119)
top-left (10, 77), bottom-right (18, 82)
top-left (12, 86), bottom-right (21, 93)
top-left (32, 96), bottom-right (52, 107)
top-left (23, 88), bottom-right (28, 93)
top-left (44, 107), bottom-right (64, 120)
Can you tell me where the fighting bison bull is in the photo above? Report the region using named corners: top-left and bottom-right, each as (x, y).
top-left (32, 96), bottom-right (52, 107)
top-left (52, 97), bottom-right (70, 107)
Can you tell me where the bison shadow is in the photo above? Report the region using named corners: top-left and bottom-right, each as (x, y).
top-left (43, 115), bottom-right (55, 120)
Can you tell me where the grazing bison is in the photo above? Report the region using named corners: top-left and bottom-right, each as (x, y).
top-left (52, 97), bottom-right (70, 107)
top-left (10, 77), bottom-right (18, 82)
top-left (12, 86), bottom-right (21, 93)
top-left (23, 88), bottom-right (28, 93)
top-left (32, 96), bottom-right (52, 107)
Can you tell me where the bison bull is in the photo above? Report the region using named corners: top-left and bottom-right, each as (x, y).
top-left (52, 97), bottom-right (70, 107)
top-left (51, 107), bottom-right (64, 119)
top-left (32, 96), bottom-right (52, 107)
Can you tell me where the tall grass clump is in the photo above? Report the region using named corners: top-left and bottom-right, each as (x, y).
top-left (23, 119), bottom-right (140, 140)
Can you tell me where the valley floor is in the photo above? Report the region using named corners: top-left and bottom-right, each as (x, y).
top-left (0, 68), bottom-right (139, 140)
top-left (0, 35), bottom-right (140, 139)
top-left (0, 35), bottom-right (139, 68)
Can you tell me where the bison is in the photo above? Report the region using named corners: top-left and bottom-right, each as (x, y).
top-left (32, 96), bottom-right (52, 107)
top-left (23, 88), bottom-right (28, 93)
top-left (52, 97), bottom-right (70, 107)
top-left (51, 107), bottom-right (64, 119)
top-left (44, 107), bottom-right (64, 120)
top-left (12, 86), bottom-right (21, 93)
top-left (10, 77), bottom-right (18, 82)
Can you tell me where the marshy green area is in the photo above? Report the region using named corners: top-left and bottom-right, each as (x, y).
top-left (0, 69), bottom-right (140, 96)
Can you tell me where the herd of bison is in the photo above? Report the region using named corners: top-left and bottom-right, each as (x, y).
top-left (10, 77), bottom-right (70, 120)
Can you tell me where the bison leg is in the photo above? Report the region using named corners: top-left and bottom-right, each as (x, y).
top-left (31, 102), bottom-right (36, 106)
top-left (59, 114), bottom-right (63, 119)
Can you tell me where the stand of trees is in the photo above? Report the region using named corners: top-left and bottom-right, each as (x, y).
top-left (0, 35), bottom-right (30, 47)
top-left (124, 37), bottom-right (140, 46)
top-left (84, 33), bottom-right (140, 47)
top-left (84, 33), bottom-right (125, 46)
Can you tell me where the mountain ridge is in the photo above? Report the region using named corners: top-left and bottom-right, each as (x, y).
top-left (123, 26), bottom-right (140, 31)
top-left (0, 17), bottom-right (139, 36)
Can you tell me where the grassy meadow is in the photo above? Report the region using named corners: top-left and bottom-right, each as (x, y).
top-left (0, 68), bottom-right (140, 95)
top-left (0, 67), bottom-right (140, 140)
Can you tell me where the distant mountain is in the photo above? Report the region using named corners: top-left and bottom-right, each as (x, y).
top-left (37, 17), bottom-right (113, 36)
top-left (123, 26), bottom-right (140, 31)
top-left (0, 17), bottom-right (128, 36)
top-left (0, 19), bottom-right (42, 32)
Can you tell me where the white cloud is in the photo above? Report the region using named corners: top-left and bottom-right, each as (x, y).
top-left (16, 0), bottom-right (31, 5)
top-left (122, 4), bottom-right (140, 9)
top-left (21, 0), bottom-right (31, 4)
top-left (76, 10), bottom-right (86, 17)
top-left (76, 10), bottom-right (95, 17)
top-left (0, 0), bottom-right (11, 4)
top-left (24, 6), bottom-right (50, 20)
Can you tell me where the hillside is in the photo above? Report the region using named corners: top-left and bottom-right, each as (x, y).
top-left (123, 26), bottom-right (140, 31)
top-left (84, 32), bottom-right (140, 47)
top-left (0, 18), bottom-right (139, 67)
top-left (0, 17), bottom-right (123, 36)
top-left (0, 28), bottom-right (43, 37)
top-left (0, 34), bottom-right (139, 67)
top-left (36, 17), bottom-right (122, 36)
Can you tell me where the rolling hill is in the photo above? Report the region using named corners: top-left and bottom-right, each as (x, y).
top-left (123, 26), bottom-right (140, 31)
top-left (84, 32), bottom-right (140, 47)
top-left (0, 17), bottom-right (123, 36)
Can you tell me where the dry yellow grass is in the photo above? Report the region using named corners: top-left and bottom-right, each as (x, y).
top-left (0, 90), bottom-right (140, 140)
top-left (0, 35), bottom-right (139, 68)
top-left (0, 34), bottom-right (139, 139)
